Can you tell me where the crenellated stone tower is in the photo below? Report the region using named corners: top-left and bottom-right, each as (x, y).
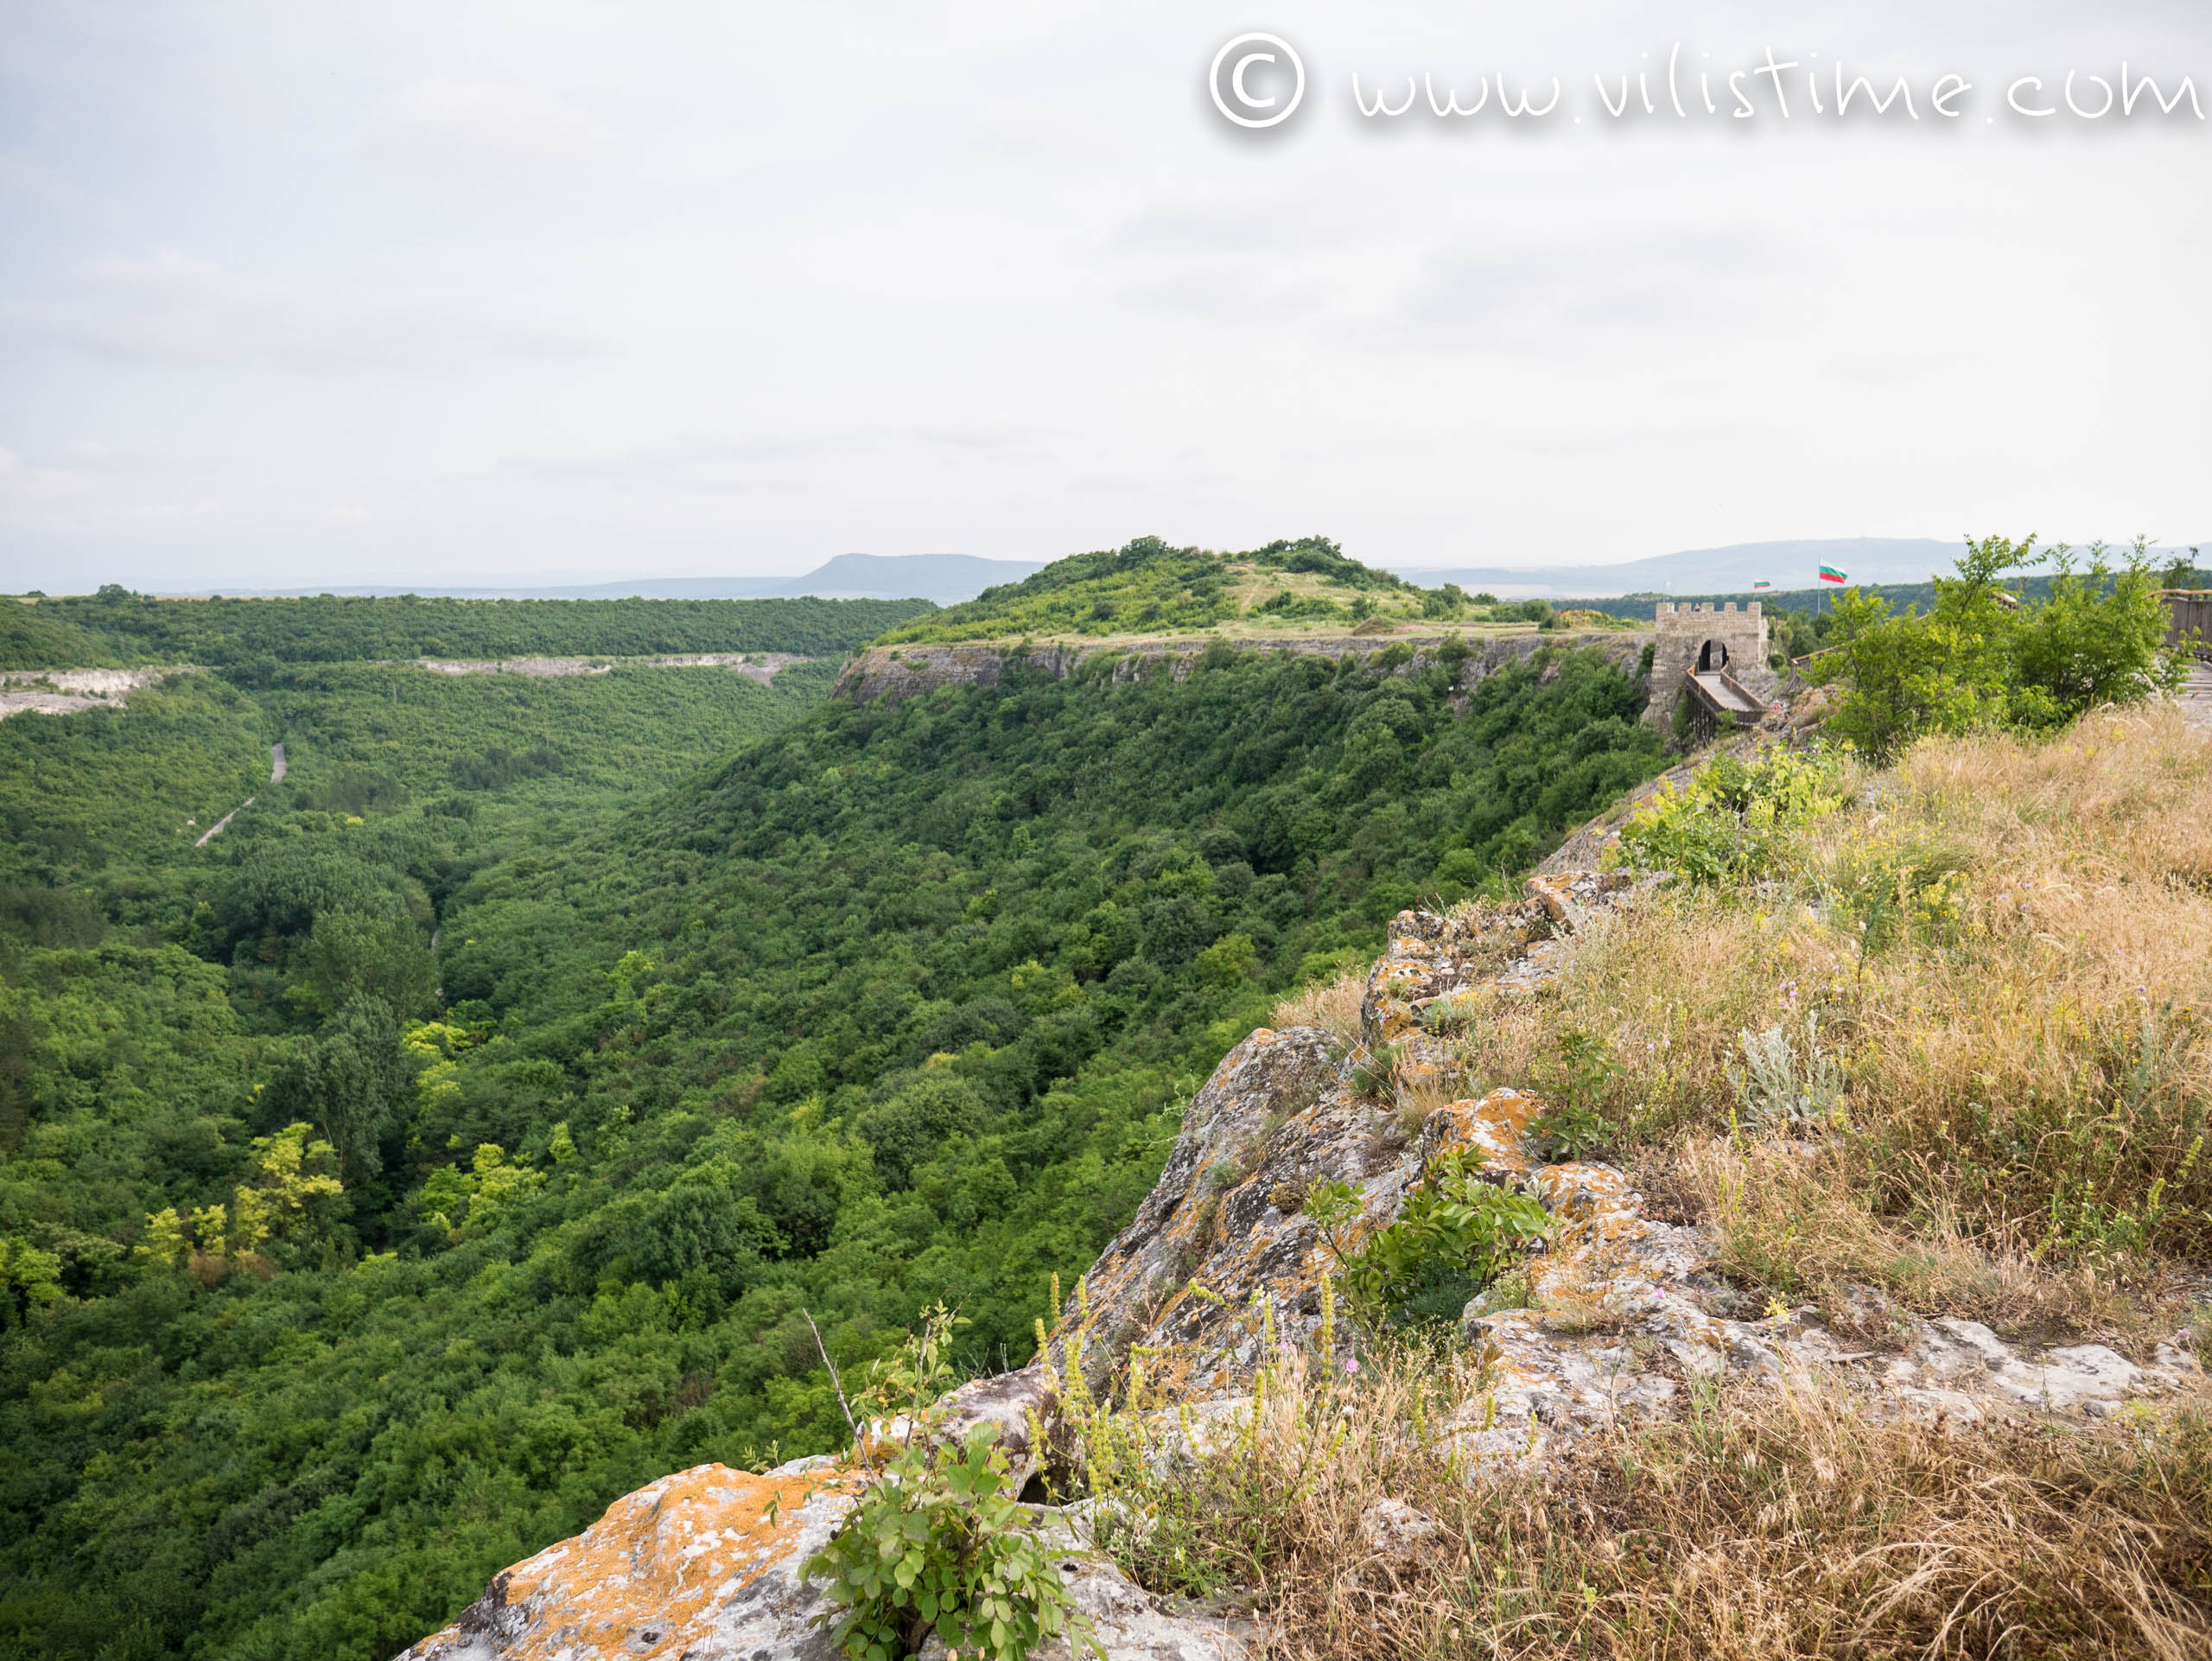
top-left (1643, 601), bottom-right (1775, 726)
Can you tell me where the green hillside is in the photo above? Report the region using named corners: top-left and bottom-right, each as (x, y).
top-left (0, 608), bottom-right (1665, 1658)
top-left (878, 535), bottom-right (1641, 645)
top-left (9, 590), bottom-right (931, 667)
top-left (0, 603), bottom-right (124, 671)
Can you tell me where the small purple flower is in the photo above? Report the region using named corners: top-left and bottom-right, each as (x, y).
top-left (1344, 1357), bottom-right (1360, 1375)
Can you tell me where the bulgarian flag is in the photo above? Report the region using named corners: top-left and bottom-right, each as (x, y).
top-left (1817, 564), bottom-right (1848, 584)
top-left (1752, 580), bottom-right (1771, 590)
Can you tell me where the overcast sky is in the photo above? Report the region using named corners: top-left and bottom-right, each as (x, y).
top-left (1, 1), bottom-right (2207, 591)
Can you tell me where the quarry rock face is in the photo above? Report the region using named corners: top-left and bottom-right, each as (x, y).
top-left (399, 872), bottom-right (2199, 1660)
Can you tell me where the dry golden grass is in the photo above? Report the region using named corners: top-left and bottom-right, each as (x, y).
top-left (1432, 707), bottom-right (2212, 1333)
top-left (1665, 1136), bottom-right (2139, 1339)
top-left (1273, 964), bottom-right (1368, 1046)
top-left (1090, 1345), bottom-right (2212, 1661)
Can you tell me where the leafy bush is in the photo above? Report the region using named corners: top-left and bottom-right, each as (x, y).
top-left (1814, 535), bottom-right (2182, 758)
top-left (804, 1305), bottom-right (1091, 1661)
top-left (1611, 744), bottom-right (1844, 884)
top-left (1341, 1149), bottom-right (1550, 1316)
top-left (1531, 1028), bottom-right (1618, 1159)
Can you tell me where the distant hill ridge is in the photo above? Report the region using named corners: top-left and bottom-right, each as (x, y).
top-left (1395, 535), bottom-right (2206, 599)
top-left (157, 553), bottom-right (1047, 605)
top-left (65, 535), bottom-right (2207, 608)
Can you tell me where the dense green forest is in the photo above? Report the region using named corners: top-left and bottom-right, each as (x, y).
top-left (1, 590), bottom-right (928, 669)
top-left (0, 577), bottom-right (1669, 1660)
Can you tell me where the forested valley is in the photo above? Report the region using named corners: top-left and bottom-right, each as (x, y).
top-left (0, 579), bottom-right (1668, 1659)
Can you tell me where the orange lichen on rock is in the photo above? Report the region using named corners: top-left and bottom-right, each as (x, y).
top-left (1426, 1087), bottom-right (1545, 1179)
top-left (403, 1461), bottom-right (858, 1661)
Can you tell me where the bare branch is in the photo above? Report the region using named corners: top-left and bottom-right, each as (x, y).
top-left (804, 1308), bottom-right (861, 1448)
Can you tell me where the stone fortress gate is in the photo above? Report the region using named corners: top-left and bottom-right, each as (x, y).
top-left (1643, 601), bottom-right (1778, 728)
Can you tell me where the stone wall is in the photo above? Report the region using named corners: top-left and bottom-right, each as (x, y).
top-left (1643, 601), bottom-right (1773, 727)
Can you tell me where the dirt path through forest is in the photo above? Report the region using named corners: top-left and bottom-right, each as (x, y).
top-left (194, 743), bottom-right (285, 847)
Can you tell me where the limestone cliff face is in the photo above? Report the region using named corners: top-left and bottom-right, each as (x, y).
top-left (834, 631), bottom-right (1647, 708)
top-left (398, 869), bottom-right (2201, 1660)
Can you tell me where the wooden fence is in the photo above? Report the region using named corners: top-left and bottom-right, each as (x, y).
top-left (2163, 590), bottom-right (2212, 658)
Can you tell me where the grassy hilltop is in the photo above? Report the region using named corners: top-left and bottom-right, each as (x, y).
top-left (879, 535), bottom-right (1643, 646)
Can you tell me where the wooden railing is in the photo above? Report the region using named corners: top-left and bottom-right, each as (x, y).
top-left (2161, 590), bottom-right (2212, 659)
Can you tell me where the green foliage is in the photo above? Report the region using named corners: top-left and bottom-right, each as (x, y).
top-left (0, 604), bottom-right (121, 671)
top-left (1342, 1149), bottom-right (1550, 1318)
top-left (1301, 1178), bottom-right (1363, 1259)
top-left (297, 910), bottom-right (438, 1019)
top-left (804, 1304), bottom-right (1091, 1661)
top-left (1814, 536), bottom-right (2183, 758)
top-left (0, 611), bottom-right (1665, 1659)
top-left (879, 535), bottom-right (1414, 644)
top-left (26, 591), bottom-right (929, 666)
top-left (1612, 744), bottom-right (1846, 884)
top-left (0, 673), bottom-right (270, 887)
top-left (261, 996), bottom-right (415, 1188)
top-left (0, 1236), bottom-right (65, 1327)
top-left (1533, 1029), bottom-right (1618, 1159)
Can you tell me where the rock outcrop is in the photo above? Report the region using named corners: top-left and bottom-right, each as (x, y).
top-left (1051, 876), bottom-right (2196, 1462)
top-left (395, 1457), bottom-right (1247, 1661)
top-left (834, 631), bottom-right (1647, 709)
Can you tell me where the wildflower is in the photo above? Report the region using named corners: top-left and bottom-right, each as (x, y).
top-left (1344, 1357), bottom-right (1359, 1375)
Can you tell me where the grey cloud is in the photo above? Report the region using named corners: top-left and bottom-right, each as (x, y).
top-left (1395, 229), bottom-right (1783, 336)
top-left (521, 424), bottom-right (1058, 489)
top-left (5, 250), bottom-right (603, 372)
top-left (367, 80), bottom-right (611, 172)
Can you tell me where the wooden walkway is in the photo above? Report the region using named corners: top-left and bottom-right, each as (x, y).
top-left (2181, 658), bottom-right (2212, 732)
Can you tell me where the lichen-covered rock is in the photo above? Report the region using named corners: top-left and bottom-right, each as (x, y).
top-left (393, 1461), bottom-right (859, 1661)
top-left (1068, 1023), bottom-right (1403, 1392)
top-left (396, 1459), bottom-right (1245, 1661)
top-left (835, 633), bottom-right (1649, 710)
top-left (931, 1363), bottom-right (1058, 1492)
top-left (1359, 877), bottom-right (1643, 1051)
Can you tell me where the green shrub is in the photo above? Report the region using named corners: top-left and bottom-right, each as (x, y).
top-left (1611, 745), bottom-right (1844, 884)
top-left (1814, 535), bottom-right (2182, 759)
top-left (804, 1305), bottom-right (1092, 1661)
top-left (1532, 1028), bottom-right (1618, 1159)
top-left (1342, 1149), bottom-right (1549, 1317)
